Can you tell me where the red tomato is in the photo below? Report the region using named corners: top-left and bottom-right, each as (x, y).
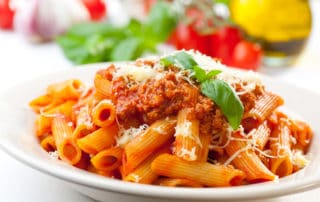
top-left (168, 23), bottom-right (211, 54)
top-left (81, 0), bottom-right (106, 21)
top-left (209, 26), bottom-right (242, 65)
top-left (231, 40), bottom-right (262, 71)
top-left (0, 0), bottom-right (15, 29)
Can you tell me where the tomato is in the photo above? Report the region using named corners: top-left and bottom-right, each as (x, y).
top-left (81, 0), bottom-right (106, 21)
top-left (0, 0), bottom-right (15, 29)
top-left (209, 26), bottom-right (242, 66)
top-left (168, 23), bottom-right (210, 54)
top-left (231, 40), bottom-right (262, 71)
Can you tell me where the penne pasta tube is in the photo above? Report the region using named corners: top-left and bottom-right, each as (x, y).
top-left (154, 178), bottom-right (203, 187)
top-left (250, 121), bottom-right (271, 150)
top-left (269, 121), bottom-right (293, 177)
top-left (290, 119), bottom-right (313, 152)
top-left (77, 125), bottom-right (118, 155)
top-left (151, 154), bottom-right (245, 187)
top-left (91, 147), bottom-right (123, 172)
top-left (47, 79), bottom-right (84, 101)
top-left (196, 132), bottom-right (212, 162)
top-left (29, 94), bottom-right (52, 113)
top-left (91, 100), bottom-right (116, 128)
top-left (123, 117), bottom-right (177, 175)
top-left (87, 164), bottom-right (115, 177)
top-left (35, 100), bottom-right (76, 136)
top-left (52, 116), bottom-right (82, 165)
top-left (94, 72), bottom-right (113, 99)
top-left (72, 105), bottom-right (94, 139)
top-left (174, 108), bottom-right (202, 161)
top-left (244, 92), bottom-right (284, 122)
top-left (225, 131), bottom-right (277, 182)
top-left (124, 147), bottom-right (169, 184)
top-left (75, 152), bottom-right (91, 170)
top-left (40, 135), bottom-right (56, 152)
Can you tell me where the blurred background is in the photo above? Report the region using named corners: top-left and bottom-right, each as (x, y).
top-left (0, 0), bottom-right (318, 70)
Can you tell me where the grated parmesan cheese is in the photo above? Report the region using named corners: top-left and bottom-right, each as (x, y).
top-left (113, 63), bottom-right (160, 83)
top-left (176, 147), bottom-right (197, 161)
top-left (48, 151), bottom-right (59, 160)
top-left (116, 124), bottom-right (149, 146)
top-left (185, 50), bottom-right (262, 92)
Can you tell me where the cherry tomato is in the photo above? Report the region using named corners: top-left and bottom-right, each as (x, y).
top-left (168, 23), bottom-right (210, 54)
top-left (231, 40), bottom-right (262, 71)
top-left (81, 0), bottom-right (106, 21)
top-left (209, 26), bottom-right (242, 66)
top-left (0, 0), bottom-right (15, 29)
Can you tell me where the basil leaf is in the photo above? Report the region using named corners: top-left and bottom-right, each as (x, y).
top-left (193, 66), bottom-right (207, 82)
top-left (206, 70), bottom-right (222, 78)
top-left (193, 66), bottom-right (222, 82)
top-left (144, 1), bottom-right (178, 42)
top-left (201, 79), bottom-right (244, 130)
top-left (110, 38), bottom-right (141, 61)
top-left (160, 51), bottom-right (198, 70)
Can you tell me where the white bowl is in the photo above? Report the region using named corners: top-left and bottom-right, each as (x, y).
top-left (0, 64), bottom-right (320, 202)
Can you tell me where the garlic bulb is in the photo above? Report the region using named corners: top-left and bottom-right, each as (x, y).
top-left (13, 0), bottom-right (90, 42)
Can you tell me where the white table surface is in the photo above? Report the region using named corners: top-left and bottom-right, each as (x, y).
top-left (0, 1), bottom-right (320, 201)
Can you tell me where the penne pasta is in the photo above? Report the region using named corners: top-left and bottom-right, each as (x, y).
top-left (250, 121), bottom-right (271, 150)
top-left (123, 117), bottom-right (176, 175)
top-left (124, 147), bottom-right (169, 184)
top-left (35, 100), bottom-right (76, 137)
top-left (47, 79), bottom-right (84, 101)
top-left (52, 116), bottom-right (81, 165)
top-left (94, 72), bottom-right (113, 99)
top-left (151, 154), bottom-right (245, 187)
top-left (154, 178), bottom-right (203, 187)
top-left (91, 100), bottom-right (116, 128)
top-left (245, 92), bottom-right (284, 122)
top-left (91, 146), bottom-right (123, 172)
top-left (269, 121), bottom-right (293, 177)
top-left (225, 131), bottom-right (277, 182)
top-left (29, 94), bottom-right (52, 113)
top-left (174, 108), bottom-right (201, 161)
top-left (290, 119), bottom-right (313, 153)
top-left (40, 135), bottom-right (56, 152)
top-left (72, 105), bottom-right (94, 139)
top-left (77, 125), bottom-right (118, 155)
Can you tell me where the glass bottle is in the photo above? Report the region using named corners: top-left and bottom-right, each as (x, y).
top-left (229, 0), bottom-right (312, 67)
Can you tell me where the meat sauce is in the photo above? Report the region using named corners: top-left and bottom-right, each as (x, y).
top-left (102, 62), bottom-right (263, 135)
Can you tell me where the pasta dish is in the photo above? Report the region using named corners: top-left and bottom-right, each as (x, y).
top-left (29, 50), bottom-right (313, 187)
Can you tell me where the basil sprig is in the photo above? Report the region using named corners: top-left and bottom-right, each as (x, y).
top-left (160, 51), bottom-right (244, 130)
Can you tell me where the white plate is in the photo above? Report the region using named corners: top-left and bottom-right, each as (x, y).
top-left (0, 64), bottom-right (320, 202)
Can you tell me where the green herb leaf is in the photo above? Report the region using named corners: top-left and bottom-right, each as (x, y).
top-left (110, 38), bottom-right (141, 61)
top-left (193, 65), bottom-right (208, 82)
top-left (193, 66), bottom-right (222, 82)
top-left (160, 51), bottom-right (198, 70)
top-left (201, 79), bottom-right (244, 130)
top-left (144, 1), bottom-right (178, 42)
top-left (206, 70), bottom-right (222, 78)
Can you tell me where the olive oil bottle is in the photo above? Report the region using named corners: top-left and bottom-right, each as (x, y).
top-left (229, 0), bottom-right (312, 67)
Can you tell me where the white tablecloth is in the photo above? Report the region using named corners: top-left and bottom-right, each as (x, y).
top-left (0, 1), bottom-right (319, 201)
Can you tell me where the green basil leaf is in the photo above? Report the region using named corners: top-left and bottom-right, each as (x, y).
top-left (160, 51), bottom-right (198, 70)
top-left (200, 79), bottom-right (244, 130)
top-left (206, 70), bottom-right (222, 78)
top-left (144, 1), bottom-right (177, 42)
top-left (110, 38), bottom-right (142, 61)
top-left (193, 65), bottom-right (208, 82)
